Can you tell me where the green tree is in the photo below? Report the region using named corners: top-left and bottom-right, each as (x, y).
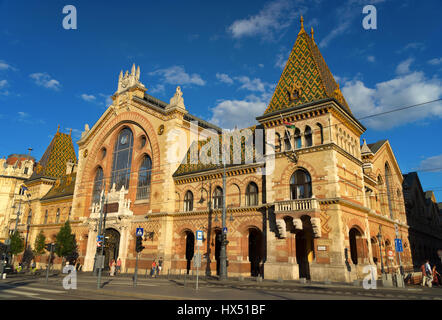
top-left (55, 221), bottom-right (77, 269)
top-left (34, 230), bottom-right (46, 257)
top-left (9, 231), bottom-right (24, 265)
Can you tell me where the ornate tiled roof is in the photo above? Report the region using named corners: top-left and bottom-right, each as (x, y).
top-left (263, 17), bottom-right (351, 115)
top-left (28, 128), bottom-right (77, 181)
top-left (41, 172), bottom-right (76, 201)
top-left (173, 126), bottom-right (259, 177)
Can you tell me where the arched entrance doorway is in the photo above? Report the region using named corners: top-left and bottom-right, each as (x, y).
top-left (248, 228), bottom-right (264, 277)
top-left (349, 228), bottom-right (363, 265)
top-left (185, 231), bottom-right (194, 274)
top-left (103, 228), bottom-right (120, 271)
top-left (296, 216), bottom-right (314, 280)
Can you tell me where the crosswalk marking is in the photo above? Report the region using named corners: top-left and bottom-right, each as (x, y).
top-left (22, 286), bottom-right (65, 294)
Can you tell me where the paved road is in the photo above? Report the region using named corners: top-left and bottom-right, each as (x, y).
top-left (0, 273), bottom-right (441, 300)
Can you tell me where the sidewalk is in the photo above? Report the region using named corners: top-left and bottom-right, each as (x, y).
top-left (7, 271), bottom-right (440, 300)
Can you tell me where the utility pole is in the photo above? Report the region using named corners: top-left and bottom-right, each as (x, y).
top-left (95, 186), bottom-right (106, 289)
top-left (219, 159), bottom-right (228, 281)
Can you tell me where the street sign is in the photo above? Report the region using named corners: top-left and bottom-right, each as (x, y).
top-left (395, 239), bottom-right (403, 252)
top-left (193, 252), bottom-right (201, 268)
top-left (4, 239), bottom-right (10, 245)
top-left (136, 228), bottom-right (144, 237)
top-left (387, 250), bottom-right (394, 260)
top-left (223, 227), bottom-right (227, 234)
top-left (196, 230), bottom-right (203, 241)
top-left (97, 235), bottom-right (103, 242)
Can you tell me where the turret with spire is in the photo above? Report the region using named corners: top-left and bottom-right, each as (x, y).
top-left (116, 63), bottom-right (146, 95)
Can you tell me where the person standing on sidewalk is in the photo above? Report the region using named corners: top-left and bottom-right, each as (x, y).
top-left (421, 259), bottom-right (433, 287)
top-left (109, 259), bottom-right (116, 277)
top-left (432, 265), bottom-right (440, 286)
top-left (116, 258), bottom-right (122, 276)
top-left (157, 257), bottom-right (163, 276)
top-left (150, 260), bottom-right (157, 278)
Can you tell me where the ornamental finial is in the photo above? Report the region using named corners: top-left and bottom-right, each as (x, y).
top-left (300, 16), bottom-right (304, 30)
top-left (311, 27), bottom-right (314, 41)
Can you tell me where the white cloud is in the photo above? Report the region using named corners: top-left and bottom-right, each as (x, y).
top-left (428, 58), bottom-right (442, 66)
top-left (149, 84), bottom-right (166, 95)
top-left (0, 60), bottom-right (15, 71)
top-left (18, 111), bottom-right (29, 118)
top-left (209, 97), bottom-right (267, 129)
top-left (227, 0), bottom-right (299, 41)
top-left (81, 94), bottom-right (96, 102)
top-left (98, 93), bottom-right (113, 106)
top-left (65, 128), bottom-right (82, 139)
top-left (258, 64), bottom-right (264, 68)
top-left (235, 76), bottom-right (268, 92)
top-left (418, 154), bottom-right (442, 172)
top-left (216, 73), bottom-right (234, 85)
top-left (149, 66), bottom-right (205, 86)
top-left (29, 73), bottom-right (61, 90)
top-left (275, 50), bottom-right (290, 70)
top-left (0, 80), bottom-right (7, 89)
top-left (342, 69), bottom-right (442, 130)
top-left (367, 56), bottom-right (375, 63)
top-left (396, 58), bottom-right (414, 75)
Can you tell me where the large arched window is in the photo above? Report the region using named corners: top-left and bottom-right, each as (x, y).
top-left (290, 169), bottom-right (312, 199)
top-left (213, 187), bottom-right (223, 209)
top-left (294, 128), bottom-right (302, 149)
top-left (385, 163), bottom-right (394, 219)
top-left (305, 126), bottom-right (312, 147)
top-left (184, 191), bottom-right (194, 212)
top-left (111, 127), bottom-right (134, 191)
top-left (136, 155), bottom-right (152, 200)
top-left (246, 182), bottom-right (259, 206)
top-left (92, 167), bottom-right (104, 204)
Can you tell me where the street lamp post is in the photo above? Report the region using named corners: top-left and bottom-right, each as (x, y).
top-left (219, 160), bottom-right (228, 281)
top-left (376, 225), bottom-right (385, 275)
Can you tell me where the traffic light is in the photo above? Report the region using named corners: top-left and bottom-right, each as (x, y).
top-left (135, 236), bottom-right (144, 253)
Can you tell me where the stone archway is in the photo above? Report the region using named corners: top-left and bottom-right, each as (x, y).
top-left (295, 216), bottom-right (314, 280)
top-left (103, 228), bottom-right (120, 271)
top-left (248, 227), bottom-right (264, 277)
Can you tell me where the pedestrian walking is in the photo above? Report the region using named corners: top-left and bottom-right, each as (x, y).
top-left (432, 265), bottom-right (440, 286)
top-left (157, 257), bottom-right (163, 276)
top-left (109, 259), bottom-right (116, 277)
top-left (421, 259), bottom-right (433, 287)
top-left (116, 258), bottom-right (122, 275)
top-left (150, 260), bottom-right (157, 278)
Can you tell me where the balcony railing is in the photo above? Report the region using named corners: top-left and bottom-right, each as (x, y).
top-left (275, 198), bottom-right (318, 213)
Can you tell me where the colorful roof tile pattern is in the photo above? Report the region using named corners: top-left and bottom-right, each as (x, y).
top-left (264, 18), bottom-right (351, 115)
top-left (29, 129), bottom-right (77, 181)
top-left (41, 172), bottom-right (77, 201)
top-left (173, 126), bottom-right (259, 177)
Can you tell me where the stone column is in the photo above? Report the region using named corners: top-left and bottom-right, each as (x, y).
top-left (84, 224), bottom-right (98, 271)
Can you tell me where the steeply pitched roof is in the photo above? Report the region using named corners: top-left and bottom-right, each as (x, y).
top-left (41, 172), bottom-right (76, 201)
top-left (263, 17), bottom-right (351, 115)
top-left (173, 126), bottom-right (259, 177)
top-left (367, 140), bottom-right (387, 154)
top-left (28, 129), bottom-right (77, 181)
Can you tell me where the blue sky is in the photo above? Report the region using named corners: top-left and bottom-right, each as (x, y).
top-left (0, 0), bottom-right (441, 199)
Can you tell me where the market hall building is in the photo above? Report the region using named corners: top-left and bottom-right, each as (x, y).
top-left (21, 18), bottom-right (418, 282)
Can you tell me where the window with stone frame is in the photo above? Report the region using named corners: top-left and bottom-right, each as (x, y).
top-left (294, 128), bottom-right (302, 149)
top-left (44, 210), bottom-right (48, 224)
top-left (111, 127), bottom-right (134, 191)
top-left (136, 155), bottom-right (152, 200)
top-left (246, 182), bottom-right (259, 206)
top-left (305, 126), bottom-right (313, 147)
top-left (213, 187), bottom-right (223, 209)
top-left (184, 190), bottom-right (194, 212)
top-left (56, 208), bottom-right (60, 224)
top-left (290, 169), bottom-right (312, 199)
